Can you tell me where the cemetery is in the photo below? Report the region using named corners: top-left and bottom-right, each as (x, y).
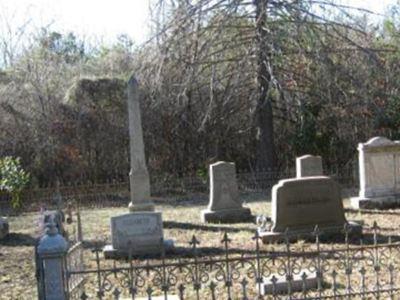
top-left (2, 75), bottom-right (400, 299)
top-left (2, 1), bottom-right (400, 299)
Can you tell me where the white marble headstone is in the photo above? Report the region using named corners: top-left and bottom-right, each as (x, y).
top-left (351, 137), bottom-right (400, 209)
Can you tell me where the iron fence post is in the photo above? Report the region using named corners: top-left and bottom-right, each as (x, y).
top-left (37, 221), bottom-right (69, 300)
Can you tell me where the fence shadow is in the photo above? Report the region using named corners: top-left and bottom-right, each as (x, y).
top-left (163, 220), bottom-right (256, 233)
top-left (0, 233), bottom-right (37, 247)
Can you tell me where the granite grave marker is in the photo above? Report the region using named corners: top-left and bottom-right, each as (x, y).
top-left (259, 176), bottom-right (361, 243)
top-left (104, 212), bottom-right (165, 258)
top-left (296, 155), bottom-right (323, 177)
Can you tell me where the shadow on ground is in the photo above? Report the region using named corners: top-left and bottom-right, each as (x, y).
top-left (0, 233), bottom-right (37, 247)
top-left (163, 220), bottom-right (256, 233)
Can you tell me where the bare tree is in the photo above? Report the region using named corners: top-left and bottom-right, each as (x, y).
top-left (142, 0), bottom-right (379, 171)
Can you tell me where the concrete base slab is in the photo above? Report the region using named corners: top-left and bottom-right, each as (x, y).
top-left (201, 207), bottom-right (253, 223)
top-left (258, 222), bottom-right (362, 244)
top-left (128, 202), bottom-right (155, 212)
top-left (261, 270), bottom-right (318, 295)
top-left (103, 239), bottom-right (174, 259)
top-left (350, 195), bottom-right (400, 209)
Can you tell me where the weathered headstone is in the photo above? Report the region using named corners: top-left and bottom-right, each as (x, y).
top-left (351, 137), bottom-right (400, 209)
top-left (201, 161), bottom-right (252, 223)
top-left (127, 75), bottom-right (154, 212)
top-left (258, 176), bottom-right (361, 243)
top-left (296, 155), bottom-right (323, 177)
top-left (0, 217), bottom-right (9, 239)
top-left (104, 212), bottom-right (171, 258)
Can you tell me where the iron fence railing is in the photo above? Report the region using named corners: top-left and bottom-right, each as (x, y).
top-left (0, 166), bottom-right (359, 212)
top-left (66, 222), bottom-right (400, 300)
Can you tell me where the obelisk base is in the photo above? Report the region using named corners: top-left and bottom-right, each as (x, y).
top-left (128, 201), bottom-right (155, 212)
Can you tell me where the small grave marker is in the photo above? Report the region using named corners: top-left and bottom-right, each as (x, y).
top-left (296, 155), bottom-right (323, 177)
top-left (104, 212), bottom-right (172, 258)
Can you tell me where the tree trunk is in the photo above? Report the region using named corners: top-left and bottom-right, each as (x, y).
top-left (254, 0), bottom-right (277, 171)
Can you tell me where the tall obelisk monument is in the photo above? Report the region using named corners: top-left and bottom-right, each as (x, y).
top-left (127, 75), bottom-right (154, 211)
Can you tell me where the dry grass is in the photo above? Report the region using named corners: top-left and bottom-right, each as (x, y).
top-left (1, 197), bottom-right (400, 299)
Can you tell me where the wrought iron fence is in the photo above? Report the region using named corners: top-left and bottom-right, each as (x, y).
top-left (66, 222), bottom-right (400, 300)
top-left (67, 241), bottom-right (86, 299)
top-left (0, 165), bottom-right (358, 212)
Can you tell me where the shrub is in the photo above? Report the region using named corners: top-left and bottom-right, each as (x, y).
top-left (0, 156), bottom-right (30, 209)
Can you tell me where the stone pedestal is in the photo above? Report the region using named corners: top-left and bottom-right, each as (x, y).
top-left (201, 207), bottom-right (252, 223)
top-left (201, 161), bottom-right (252, 223)
top-left (258, 221), bottom-right (362, 243)
top-left (104, 239), bottom-right (174, 259)
top-left (128, 170), bottom-right (154, 212)
top-left (350, 195), bottom-right (400, 209)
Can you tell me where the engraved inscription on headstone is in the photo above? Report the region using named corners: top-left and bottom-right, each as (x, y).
top-left (351, 137), bottom-right (400, 209)
top-left (201, 161), bottom-right (252, 223)
top-left (271, 176), bottom-right (345, 232)
top-left (104, 212), bottom-right (163, 257)
top-left (259, 176), bottom-right (361, 243)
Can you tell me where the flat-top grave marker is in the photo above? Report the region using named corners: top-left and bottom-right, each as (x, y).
top-left (351, 136), bottom-right (400, 209)
top-left (104, 212), bottom-right (167, 258)
top-left (201, 161), bottom-right (252, 223)
top-left (296, 155), bottom-right (323, 177)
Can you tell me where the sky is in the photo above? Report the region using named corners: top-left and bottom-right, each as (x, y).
top-left (0, 0), bottom-right (398, 46)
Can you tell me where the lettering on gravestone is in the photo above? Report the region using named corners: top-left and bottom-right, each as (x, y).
top-left (259, 176), bottom-right (361, 243)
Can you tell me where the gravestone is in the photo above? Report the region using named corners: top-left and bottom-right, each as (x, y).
top-left (258, 176), bottom-right (361, 243)
top-left (296, 155), bottom-right (323, 177)
top-left (0, 217), bottom-right (9, 239)
top-left (351, 137), bottom-right (400, 209)
top-left (201, 161), bottom-right (252, 223)
top-left (127, 75), bottom-right (154, 212)
top-left (104, 212), bottom-right (172, 258)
